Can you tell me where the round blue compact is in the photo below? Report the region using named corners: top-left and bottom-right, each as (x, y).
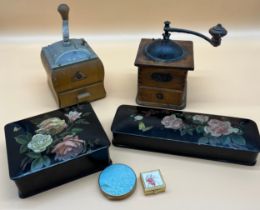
top-left (98, 163), bottom-right (137, 200)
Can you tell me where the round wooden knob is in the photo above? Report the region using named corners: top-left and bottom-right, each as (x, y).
top-left (57, 4), bottom-right (69, 20)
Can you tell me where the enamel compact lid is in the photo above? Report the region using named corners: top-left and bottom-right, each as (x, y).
top-left (41, 4), bottom-right (97, 70)
top-left (98, 164), bottom-right (137, 200)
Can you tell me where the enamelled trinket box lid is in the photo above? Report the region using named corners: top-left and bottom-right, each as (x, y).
top-left (140, 169), bottom-right (166, 195)
top-left (111, 105), bottom-right (260, 165)
top-left (4, 103), bottom-right (111, 198)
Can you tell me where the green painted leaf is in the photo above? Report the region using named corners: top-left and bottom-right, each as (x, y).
top-left (42, 156), bottom-right (51, 167)
top-left (59, 131), bottom-right (70, 138)
top-left (138, 122), bottom-right (145, 131)
top-left (71, 128), bottom-right (83, 134)
top-left (222, 136), bottom-right (232, 145)
top-left (31, 158), bottom-right (44, 171)
top-left (180, 129), bottom-right (186, 136)
top-left (15, 136), bottom-right (28, 145)
top-left (231, 135), bottom-right (246, 146)
top-left (184, 114), bottom-right (192, 119)
top-left (187, 129), bottom-right (193, 135)
top-left (237, 129), bottom-right (244, 135)
top-left (19, 144), bottom-right (28, 154)
top-left (82, 112), bottom-right (91, 117)
top-left (196, 126), bottom-right (205, 134)
top-left (75, 119), bottom-right (90, 125)
top-left (142, 126), bottom-right (153, 132)
top-left (26, 152), bottom-right (41, 159)
top-left (198, 137), bottom-right (209, 144)
top-left (20, 157), bottom-right (32, 171)
top-left (209, 137), bottom-right (218, 146)
top-left (25, 133), bottom-right (32, 140)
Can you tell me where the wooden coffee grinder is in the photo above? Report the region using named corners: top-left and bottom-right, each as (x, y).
top-left (41, 4), bottom-right (106, 108)
top-left (134, 21), bottom-right (227, 109)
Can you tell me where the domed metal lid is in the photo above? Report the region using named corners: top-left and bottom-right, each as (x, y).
top-left (144, 39), bottom-right (185, 62)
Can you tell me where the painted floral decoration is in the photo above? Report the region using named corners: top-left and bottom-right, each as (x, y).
top-left (204, 119), bottom-right (239, 137)
top-left (14, 109), bottom-right (96, 172)
top-left (159, 112), bottom-right (246, 149)
top-left (52, 135), bottom-right (85, 161)
top-left (146, 175), bottom-right (156, 187)
top-left (27, 134), bottom-right (53, 153)
top-left (36, 117), bottom-right (67, 135)
top-left (65, 111), bottom-right (82, 122)
top-left (130, 114), bottom-right (153, 132)
top-left (161, 114), bottom-right (184, 130)
top-left (192, 115), bottom-right (209, 124)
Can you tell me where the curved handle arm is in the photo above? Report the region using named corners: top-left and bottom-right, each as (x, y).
top-left (58, 4), bottom-right (70, 44)
top-left (163, 21), bottom-right (227, 47)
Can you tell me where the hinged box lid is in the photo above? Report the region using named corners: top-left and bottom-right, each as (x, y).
top-left (112, 105), bottom-right (260, 165)
top-left (5, 103), bottom-right (110, 180)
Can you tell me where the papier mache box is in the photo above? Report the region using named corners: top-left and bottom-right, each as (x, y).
top-left (112, 105), bottom-right (260, 165)
top-left (5, 103), bottom-right (111, 198)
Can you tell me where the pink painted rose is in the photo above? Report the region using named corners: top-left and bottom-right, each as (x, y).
top-left (51, 135), bottom-right (85, 161)
top-left (65, 111), bottom-right (82, 122)
top-left (204, 119), bottom-right (239, 137)
top-left (161, 114), bottom-right (184, 130)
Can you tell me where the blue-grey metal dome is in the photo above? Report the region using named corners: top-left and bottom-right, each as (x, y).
top-left (144, 39), bottom-right (184, 62)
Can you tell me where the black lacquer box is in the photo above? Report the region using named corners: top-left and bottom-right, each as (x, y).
top-left (5, 103), bottom-right (111, 198)
top-left (112, 105), bottom-right (260, 165)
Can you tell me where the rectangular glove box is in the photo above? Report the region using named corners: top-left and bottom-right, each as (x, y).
top-left (4, 103), bottom-right (111, 198)
top-left (111, 105), bottom-right (260, 165)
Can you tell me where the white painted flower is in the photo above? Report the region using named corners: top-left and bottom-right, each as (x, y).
top-left (65, 111), bottom-right (82, 122)
top-left (192, 115), bottom-right (209, 123)
top-left (134, 115), bottom-right (143, 121)
top-left (27, 134), bottom-right (53, 153)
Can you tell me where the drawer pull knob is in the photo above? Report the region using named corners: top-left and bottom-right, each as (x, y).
top-left (77, 92), bottom-right (90, 102)
top-left (73, 71), bottom-right (86, 81)
top-left (156, 93), bottom-right (164, 100)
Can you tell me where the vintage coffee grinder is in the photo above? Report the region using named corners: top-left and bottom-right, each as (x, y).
top-left (134, 21), bottom-right (227, 109)
top-left (41, 4), bottom-right (106, 108)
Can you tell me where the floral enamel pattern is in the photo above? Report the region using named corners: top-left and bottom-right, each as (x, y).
top-left (140, 169), bottom-right (166, 195)
top-left (130, 114), bottom-right (153, 132)
top-left (14, 110), bottom-right (97, 172)
top-left (129, 110), bottom-right (247, 149)
top-left (161, 113), bottom-right (246, 149)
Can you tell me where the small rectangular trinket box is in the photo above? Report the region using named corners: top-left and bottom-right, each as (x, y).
top-left (4, 103), bottom-right (111, 198)
top-left (111, 105), bottom-right (260, 165)
top-left (140, 169), bottom-right (166, 195)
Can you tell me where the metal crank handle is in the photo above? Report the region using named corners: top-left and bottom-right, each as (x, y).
top-left (163, 21), bottom-right (228, 47)
top-left (58, 4), bottom-right (70, 44)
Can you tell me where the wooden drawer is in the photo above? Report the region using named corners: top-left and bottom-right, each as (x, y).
top-left (58, 82), bottom-right (106, 107)
top-left (138, 67), bottom-right (187, 90)
top-left (51, 58), bottom-right (104, 92)
top-left (137, 86), bottom-right (184, 107)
